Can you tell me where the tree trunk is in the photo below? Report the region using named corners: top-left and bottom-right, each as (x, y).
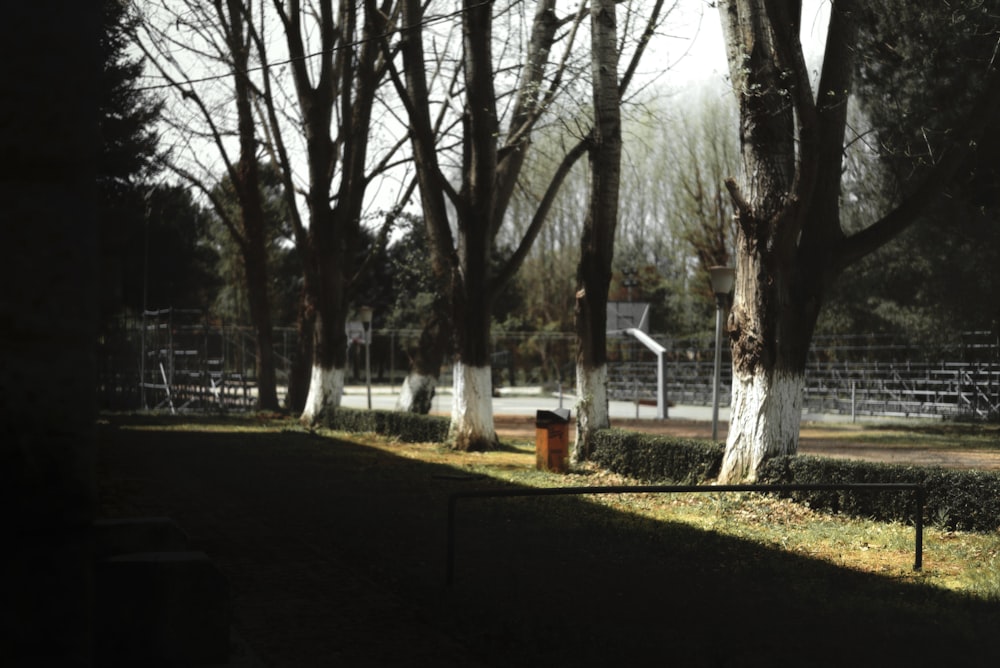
top-left (448, 258), bottom-right (500, 449)
top-left (449, 361), bottom-right (498, 450)
top-left (714, 0), bottom-right (802, 481)
top-left (227, 0), bottom-right (279, 411)
top-left (286, 281), bottom-right (315, 413)
top-left (278, 0), bottom-right (379, 424)
top-left (299, 220), bottom-right (349, 424)
top-left (573, 0), bottom-right (621, 462)
top-left (396, 373), bottom-right (437, 414)
top-left (396, 307), bottom-right (449, 413)
top-left (719, 370), bottom-right (805, 482)
top-left (573, 362), bottom-right (609, 463)
top-left (242, 222), bottom-right (280, 410)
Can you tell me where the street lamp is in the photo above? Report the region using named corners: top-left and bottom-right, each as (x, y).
top-left (709, 266), bottom-right (735, 441)
top-left (359, 305), bottom-right (373, 410)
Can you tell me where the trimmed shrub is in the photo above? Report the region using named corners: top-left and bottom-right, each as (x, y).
top-left (758, 456), bottom-right (1000, 532)
top-left (322, 408), bottom-right (450, 444)
top-left (590, 429), bottom-right (724, 485)
top-left (589, 428), bottom-right (1000, 532)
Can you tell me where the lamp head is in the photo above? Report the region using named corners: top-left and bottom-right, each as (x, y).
top-left (708, 266), bottom-right (735, 296)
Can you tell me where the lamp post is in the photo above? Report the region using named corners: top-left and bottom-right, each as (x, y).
top-left (622, 266), bottom-right (639, 303)
top-left (359, 305), bottom-right (373, 410)
top-left (709, 266), bottom-right (735, 441)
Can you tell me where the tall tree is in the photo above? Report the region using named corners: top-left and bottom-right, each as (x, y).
top-left (572, 0), bottom-right (623, 461)
top-left (138, 0), bottom-right (281, 410)
top-left (392, 0), bottom-right (590, 449)
top-left (255, 0), bottom-right (397, 422)
top-left (715, 0), bottom-right (1000, 482)
top-left (393, 0), bottom-right (667, 451)
top-left (569, 0), bottom-right (669, 458)
top-left (97, 0), bottom-right (163, 323)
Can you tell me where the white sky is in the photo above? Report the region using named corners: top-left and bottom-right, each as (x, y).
top-left (656, 0), bottom-right (831, 90)
top-left (138, 0), bottom-right (832, 224)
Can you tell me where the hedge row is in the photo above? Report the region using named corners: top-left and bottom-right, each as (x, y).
top-left (589, 429), bottom-right (1000, 532)
top-left (322, 408), bottom-right (450, 443)
top-left (590, 429), bottom-right (724, 485)
top-left (758, 455), bottom-right (1000, 533)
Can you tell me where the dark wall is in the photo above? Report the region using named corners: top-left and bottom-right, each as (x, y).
top-left (1, 3), bottom-right (101, 665)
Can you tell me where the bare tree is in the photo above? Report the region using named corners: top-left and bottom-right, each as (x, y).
top-left (138, 0), bottom-right (280, 410)
top-left (260, 0), bottom-right (397, 424)
top-left (391, 0), bottom-right (669, 451)
top-left (570, 0), bottom-right (670, 459)
top-left (572, 0), bottom-right (622, 460)
top-left (391, 0), bottom-right (589, 450)
top-left (142, 0), bottom-right (402, 420)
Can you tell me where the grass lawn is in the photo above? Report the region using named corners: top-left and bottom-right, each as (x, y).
top-left (98, 414), bottom-right (1000, 667)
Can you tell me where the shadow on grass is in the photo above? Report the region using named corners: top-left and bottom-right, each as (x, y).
top-left (98, 415), bottom-right (1000, 667)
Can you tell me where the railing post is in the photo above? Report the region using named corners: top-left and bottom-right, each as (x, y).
top-left (446, 495), bottom-right (458, 586)
top-left (914, 485), bottom-right (924, 571)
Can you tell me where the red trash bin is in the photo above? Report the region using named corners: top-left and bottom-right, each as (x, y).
top-left (535, 408), bottom-right (571, 473)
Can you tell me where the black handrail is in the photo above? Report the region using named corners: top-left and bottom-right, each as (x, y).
top-left (446, 483), bottom-right (925, 585)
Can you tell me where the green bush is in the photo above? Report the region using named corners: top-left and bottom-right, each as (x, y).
top-left (590, 429), bottom-right (724, 485)
top-left (322, 408), bottom-right (450, 443)
top-left (589, 429), bottom-right (1000, 532)
top-left (757, 456), bottom-right (1000, 532)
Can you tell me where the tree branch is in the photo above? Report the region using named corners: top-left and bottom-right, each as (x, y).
top-left (838, 63), bottom-right (1000, 269)
top-left (493, 133), bottom-right (592, 292)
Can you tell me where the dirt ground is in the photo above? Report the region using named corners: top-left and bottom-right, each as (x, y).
top-left (492, 414), bottom-right (1000, 470)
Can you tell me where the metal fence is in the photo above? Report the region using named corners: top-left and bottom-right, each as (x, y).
top-left (97, 312), bottom-right (999, 420)
top-left (605, 332), bottom-right (999, 420)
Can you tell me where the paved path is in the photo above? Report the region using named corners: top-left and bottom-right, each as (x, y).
top-left (342, 386), bottom-right (1000, 471)
top-left (340, 384), bottom-right (924, 424)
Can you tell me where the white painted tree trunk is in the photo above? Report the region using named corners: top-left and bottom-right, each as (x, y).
top-left (718, 369), bottom-right (804, 483)
top-left (572, 362), bottom-right (609, 464)
top-left (449, 362), bottom-right (497, 450)
top-left (396, 372), bottom-right (437, 414)
top-left (299, 364), bottom-right (345, 425)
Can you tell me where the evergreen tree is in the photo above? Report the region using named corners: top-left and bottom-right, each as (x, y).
top-left (97, 0), bottom-right (163, 321)
top-left (825, 0), bottom-right (1000, 343)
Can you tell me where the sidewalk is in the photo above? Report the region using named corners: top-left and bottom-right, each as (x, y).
top-left (340, 384), bottom-right (915, 425)
top-left (341, 383), bottom-right (722, 421)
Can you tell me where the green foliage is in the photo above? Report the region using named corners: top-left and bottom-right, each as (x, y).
top-left (589, 429), bottom-right (1000, 532)
top-left (100, 184), bottom-right (221, 318)
top-left (383, 214), bottom-right (448, 332)
top-left (97, 0), bottom-right (169, 323)
top-left (854, 0), bottom-right (998, 184)
top-left (207, 162), bottom-right (300, 325)
top-left (757, 456), bottom-right (1000, 533)
top-left (826, 0), bottom-right (1000, 340)
top-left (590, 429), bottom-right (724, 485)
top-left (322, 408), bottom-right (450, 444)
top-left (98, 0), bottom-right (161, 192)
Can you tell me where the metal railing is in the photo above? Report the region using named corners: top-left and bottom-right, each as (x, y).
top-left (446, 483), bottom-right (925, 586)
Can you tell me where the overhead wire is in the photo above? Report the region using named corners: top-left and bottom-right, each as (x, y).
top-left (135, 0), bottom-right (496, 92)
